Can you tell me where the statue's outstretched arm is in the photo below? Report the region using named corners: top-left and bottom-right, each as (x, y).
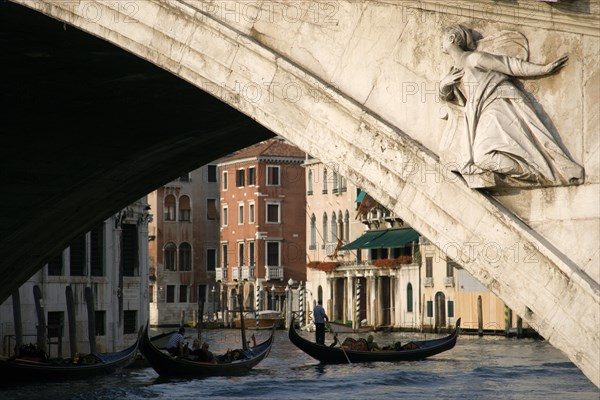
top-left (473, 51), bottom-right (568, 78)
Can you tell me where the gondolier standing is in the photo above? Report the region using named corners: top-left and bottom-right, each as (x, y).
top-left (313, 300), bottom-right (328, 345)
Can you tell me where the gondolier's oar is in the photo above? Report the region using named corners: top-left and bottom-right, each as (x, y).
top-left (327, 322), bottom-right (351, 364)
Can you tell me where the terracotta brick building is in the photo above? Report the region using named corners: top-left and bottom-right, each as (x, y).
top-left (217, 138), bottom-right (306, 316)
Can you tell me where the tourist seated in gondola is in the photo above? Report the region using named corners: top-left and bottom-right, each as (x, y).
top-left (366, 335), bottom-right (380, 351)
top-left (186, 338), bottom-right (216, 363)
top-left (338, 335), bottom-right (380, 352)
top-left (166, 327), bottom-right (186, 356)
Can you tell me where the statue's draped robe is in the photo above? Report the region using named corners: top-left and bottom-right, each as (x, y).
top-left (448, 51), bottom-right (583, 185)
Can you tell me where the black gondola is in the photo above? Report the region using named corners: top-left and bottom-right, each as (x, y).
top-left (139, 322), bottom-right (274, 377)
top-left (0, 338), bottom-right (140, 382)
top-left (289, 317), bottom-right (460, 364)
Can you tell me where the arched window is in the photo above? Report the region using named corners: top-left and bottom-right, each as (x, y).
top-left (164, 195), bottom-right (176, 221)
top-left (164, 242), bottom-right (177, 271)
top-left (407, 283), bottom-right (413, 312)
top-left (332, 172), bottom-right (339, 193)
top-left (308, 170), bottom-right (313, 195)
top-left (331, 212), bottom-right (337, 241)
top-left (338, 210), bottom-right (343, 241)
top-left (340, 175), bottom-right (347, 192)
top-left (179, 195), bottom-right (191, 221)
top-left (322, 212), bottom-right (328, 245)
top-left (344, 210), bottom-right (350, 241)
top-left (318, 286), bottom-right (323, 303)
top-left (310, 214), bottom-right (316, 249)
top-left (179, 242), bottom-right (192, 271)
top-left (322, 168), bottom-right (328, 193)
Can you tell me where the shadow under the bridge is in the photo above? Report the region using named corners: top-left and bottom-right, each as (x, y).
top-left (0, 1), bottom-right (274, 303)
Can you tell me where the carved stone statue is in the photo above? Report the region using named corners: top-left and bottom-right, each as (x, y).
top-left (439, 25), bottom-right (584, 188)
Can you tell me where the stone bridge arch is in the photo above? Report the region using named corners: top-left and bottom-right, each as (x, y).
top-left (6, 0), bottom-right (599, 386)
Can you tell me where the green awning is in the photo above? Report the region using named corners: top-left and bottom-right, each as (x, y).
top-left (366, 228), bottom-right (420, 249)
top-left (340, 230), bottom-right (387, 250)
top-left (355, 190), bottom-right (366, 203)
top-left (341, 229), bottom-right (420, 250)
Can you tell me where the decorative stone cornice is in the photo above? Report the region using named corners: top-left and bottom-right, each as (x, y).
top-left (408, 0), bottom-right (599, 37)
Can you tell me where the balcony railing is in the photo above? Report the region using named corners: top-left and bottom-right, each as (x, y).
top-left (241, 265), bottom-right (255, 280)
top-left (265, 266), bottom-right (284, 281)
top-left (215, 267), bottom-right (227, 282)
top-left (232, 266), bottom-right (240, 281)
top-left (444, 276), bottom-right (455, 287)
top-left (424, 277), bottom-right (434, 287)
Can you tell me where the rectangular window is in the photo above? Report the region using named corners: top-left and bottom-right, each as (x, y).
top-left (149, 285), bottom-right (154, 303)
top-left (47, 252), bottom-right (63, 276)
top-left (95, 310), bottom-right (106, 336)
top-left (207, 199), bottom-right (218, 220)
top-left (179, 285), bottom-right (188, 303)
top-left (248, 167), bottom-right (256, 185)
top-left (266, 202), bottom-right (280, 223)
top-left (248, 241), bottom-right (255, 266)
top-left (122, 224), bottom-right (138, 276)
top-left (222, 205), bottom-right (228, 226)
top-left (236, 169), bottom-right (245, 187)
top-left (266, 241), bottom-right (280, 266)
top-left (166, 285), bottom-right (175, 303)
top-left (47, 311), bottom-right (64, 339)
top-left (207, 165), bottom-right (217, 182)
top-left (238, 203), bottom-right (244, 225)
top-left (222, 171), bottom-right (228, 190)
top-left (69, 234), bottom-right (86, 276)
top-left (267, 165), bottom-right (280, 186)
top-left (222, 244), bottom-right (228, 268)
top-left (90, 224), bottom-right (104, 276)
top-left (448, 300), bottom-right (455, 318)
top-left (248, 202), bottom-right (255, 224)
top-left (426, 301), bottom-right (433, 318)
top-left (446, 262), bottom-right (454, 277)
top-left (179, 245), bottom-right (191, 271)
top-left (206, 248), bottom-right (216, 272)
top-left (165, 244), bottom-right (176, 271)
top-left (238, 242), bottom-right (244, 267)
top-left (123, 310), bottom-right (137, 334)
top-left (426, 257), bottom-right (433, 278)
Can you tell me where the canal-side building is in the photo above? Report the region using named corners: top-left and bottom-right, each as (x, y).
top-left (304, 158), bottom-right (522, 334)
top-left (304, 158), bottom-right (421, 330)
top-left (419, 238), bottom-right (530, 334)
top-left (0, 199), bottom-right (151, 357)
top-left (147, 164), bottom-right (221, 327)
top-left (217, 137), bottom-right (306, 320)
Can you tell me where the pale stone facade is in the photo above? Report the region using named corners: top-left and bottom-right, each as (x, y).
top-left (304, 158), bottom-right (422, 330)
top-left (0, 199), bottom-right (150, 356)
top-left (147, 165), bottom-right (220, 327)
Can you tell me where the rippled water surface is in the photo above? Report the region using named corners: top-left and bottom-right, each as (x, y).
top-left (1, 329), bottom-right (597, 400)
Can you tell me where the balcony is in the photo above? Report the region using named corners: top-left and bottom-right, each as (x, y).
top-left (265, 266), bottom-right (284, 281)
top-left (424, 277), bottom-right (434, 287)
top-left (444, 276), bottom-right (455, 287)
top-left (232, 266), bottom-right (240, 281)
top-left (241, 265), bottom-right (255, 280)
top-left (215, 267), bottom-right (228, 282)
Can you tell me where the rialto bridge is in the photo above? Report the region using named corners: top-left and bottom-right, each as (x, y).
top-left (1, 0), bottom-right (598, 387)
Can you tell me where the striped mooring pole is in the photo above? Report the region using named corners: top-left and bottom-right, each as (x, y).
top-left (355, 279), bottom-right (361, 332)
top-left (256, 285), bottom-right (262, 329)
top-left (298, 281), bottom-right (304, 327)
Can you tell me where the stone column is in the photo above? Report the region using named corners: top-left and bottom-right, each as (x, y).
top-left (390, 275), bottom-right (396, 327)
top-left (331, 278), bottom-right (337, 321)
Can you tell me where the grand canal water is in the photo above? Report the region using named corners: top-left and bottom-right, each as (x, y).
top-left (1, 328), bottom-right (598, 400)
